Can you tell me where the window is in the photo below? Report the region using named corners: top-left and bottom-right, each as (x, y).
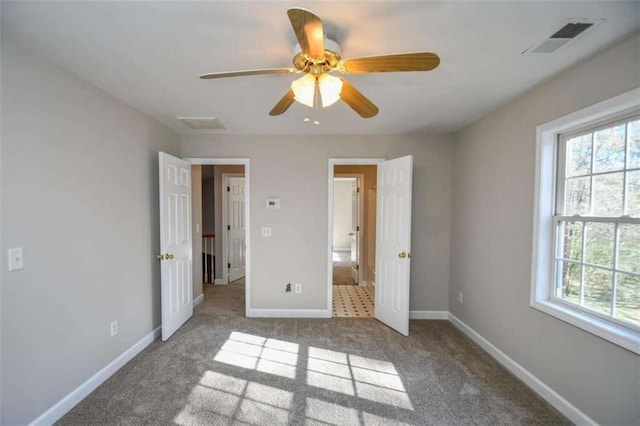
top-left (556, 116), bottom-right (639, 324)
top-left (532, 88), bottom-right (640, 354)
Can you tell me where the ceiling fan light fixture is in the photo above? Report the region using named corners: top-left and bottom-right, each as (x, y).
top-left (291, 74), bottom-right (316, 108)
top-left (291, 73), bottom-right (343, 109)
top-left (318, 74), bottom-right (342, 107)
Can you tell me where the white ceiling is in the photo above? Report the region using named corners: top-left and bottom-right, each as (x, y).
top-left (2, 1), bottom-right (638, 135)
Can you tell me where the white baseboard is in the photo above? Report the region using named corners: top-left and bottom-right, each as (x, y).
top-left (30, 326), bottom-right (161, 426)
top-left (193, 293), bottom-right (204, 307)
top-left (447, 313), bottom-right (595, 426)
top-left (214, 278), bottom-right (226, 285)
top-left (358, 280), bottom-right (367, 287)
top-left (332, 248), bottom-right (350, 252)
top-left (409, 310), bottom-right (448, 320)
top-left (247, 309), bottom-right (331, 318)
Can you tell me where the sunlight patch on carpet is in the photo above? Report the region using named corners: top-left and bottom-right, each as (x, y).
top-left (307, 346), bottom-right (414, 410)
top-left (213, 332), bottom-right (299, 379)
top-left (205, 331), bottom-right (415, 424)
top-left (174, 371), bottom-right (294, 425)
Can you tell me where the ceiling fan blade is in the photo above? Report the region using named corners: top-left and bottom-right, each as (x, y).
top-left (287, 8), bottom-right (325, 60)
top-left (339, 52), bottom-right (440, 74)
top-left (269, 89), bottom-right (295, 116)
top-left (200, 68), bottom-right (295, 79)
top-left (339, 79), bottom-right (379, 118)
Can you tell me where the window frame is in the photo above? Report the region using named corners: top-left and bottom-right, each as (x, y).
top-left (531, 88), bottom-right (640, 355)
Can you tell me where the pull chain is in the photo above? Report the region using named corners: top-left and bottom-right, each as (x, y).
top-left (313, 77), bottom-right (320, 126)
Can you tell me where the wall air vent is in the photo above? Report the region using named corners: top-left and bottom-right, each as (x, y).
top-left (523, 19), bottom-right (603, 54)
top-left (177, 116), bottom-right (226, 130)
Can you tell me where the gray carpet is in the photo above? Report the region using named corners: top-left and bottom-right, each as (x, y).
top-left (58, 280), bottom-right (570, 425)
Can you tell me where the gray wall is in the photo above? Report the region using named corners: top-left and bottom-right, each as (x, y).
top-left (450, 32), bottom-right (640, 425)
top-left (0, 40), bottom-right (180, 424)
top-left (180, 134), bottom-right (452, 311)
top-left (0, 15), bottom-right (3, 422)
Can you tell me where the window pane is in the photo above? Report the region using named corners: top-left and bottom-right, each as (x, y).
top-left (559, 260), bottom-right (581, 304)
top-left (618, 224), bottom-right (640, 274)
top-left (593, 124), bottom-right (626, 173)
top-left (592, 172), bottom-right (624, 216)
top-left (628, 170), bottom-right (640, 216)
top-left (560, 221), bottom-right (583, 260)
top-left (566, 134), bottom-right (591, 176)
top-left (584, 222), bottom-right (614, 267)
top-left (584, 266), bottom-right (612, 315)
top-left (616, 273), bottom-right (640, 326)
top-left (628, 119), bottom-right (640, 169)
top-left (565, 177), bottom-right (590, 215)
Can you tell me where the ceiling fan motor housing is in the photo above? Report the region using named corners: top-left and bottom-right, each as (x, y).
top-left (292, 38), bottom-right (342, 75)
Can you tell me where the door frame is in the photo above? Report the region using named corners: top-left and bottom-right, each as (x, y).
top-left (185, 158), bottom-right (251, 316)
top-left (333, 174), bottom-right (365, 285)
top-left (222, 173), bottom-right (245, 284)
top-left (327, 158), bottom-right (384, 315)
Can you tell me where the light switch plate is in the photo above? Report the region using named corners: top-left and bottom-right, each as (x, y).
top-left (8, 248), bottom-right (24, 271)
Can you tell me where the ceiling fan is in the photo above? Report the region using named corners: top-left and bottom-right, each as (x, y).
top-left (199, 7), bottom-right (440, 119)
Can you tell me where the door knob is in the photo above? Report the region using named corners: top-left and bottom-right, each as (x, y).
top-left (348, 232), bottom-right (355, 236)
top-left (157, 254), bottom-right (165, 260)
top-left (398, 252), bottom-right (407, 258)
top-left (407, 253), bottom-right (412, 258)
top-left (165, 253), bottom-right (174, 260)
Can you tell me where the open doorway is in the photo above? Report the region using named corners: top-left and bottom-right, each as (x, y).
top-left (198, 165), bottom-right (246, 286)
top-left (332, 176), bottom-right (363, 286)
top-left (331, 164), bottom-right (379, 318)
top-left (328, 156), bottom-right (414, 335)
top-left (188, 158), bottom-right (250, 316)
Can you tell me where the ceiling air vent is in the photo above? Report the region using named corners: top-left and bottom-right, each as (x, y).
top-left (177, 117), bottom-right (226, 130)
top-left (523, 19), bottom-right (603, 54)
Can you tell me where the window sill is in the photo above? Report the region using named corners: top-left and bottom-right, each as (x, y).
top-left (531, 299), bottom-right (640, 355)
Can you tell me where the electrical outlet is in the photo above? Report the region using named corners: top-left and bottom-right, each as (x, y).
top-left (110, 320), bottom-right (119, 337)
top-left (295, 283), bottom-right (302, 294)
top-left (261, 227), bottom-right (272, 237)
top-left (457, 291), bottom-right (464, 304)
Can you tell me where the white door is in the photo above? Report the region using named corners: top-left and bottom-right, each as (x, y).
top-left (375, 155), bottom-right (413, 335)
top-left (158, 152), bottom-right (193, 341)
top-left (227, 177), bottom-right (246, 282)
top-left (350, 179), bottom-right (359, 283)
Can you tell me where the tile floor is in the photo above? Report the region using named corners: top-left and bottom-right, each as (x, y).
top-left (332, 284), bottom-right (375, 318)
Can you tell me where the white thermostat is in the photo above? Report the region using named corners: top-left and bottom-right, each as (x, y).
top-left (266, 198), bottom-right (281, 209)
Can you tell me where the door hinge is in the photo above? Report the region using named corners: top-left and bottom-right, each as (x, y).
top-left (357, 187), bottom-right (360, 193)
top-left (356, 225), bottom-right (360, 232)
top-left (227, 225), bottom-right (231, 230)
top-left (356, 264), bottom-right (359, 270)
top-left (227, 186), bottom-right (230, 192)
top-left (228, 263), bottom-right (231, 269)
